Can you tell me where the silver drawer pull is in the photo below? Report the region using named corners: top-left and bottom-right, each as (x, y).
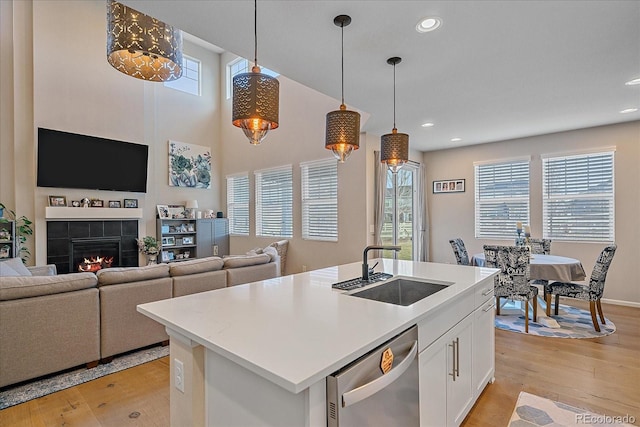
top-left (483, 303), bottom-right (496, 312)
top-left (482, 288), bottom-right (493, 296)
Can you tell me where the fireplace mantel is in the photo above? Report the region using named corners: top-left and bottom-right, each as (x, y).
top-left (45, 207), bottom-right (143, 220)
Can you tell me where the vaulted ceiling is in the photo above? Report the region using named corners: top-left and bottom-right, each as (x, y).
top-left (125, 1), bottom-right (640, 151)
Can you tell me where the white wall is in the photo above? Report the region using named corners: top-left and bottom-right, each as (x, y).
top-left (219, 52), bottom-right (369, 274)
top-left (2, 0), bottom-right (221, 265)
top-left (424, 121), bottom-right (640, 304)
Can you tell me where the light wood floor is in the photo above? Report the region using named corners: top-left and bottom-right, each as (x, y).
top-left (1, 299), bottom-right (638, 427)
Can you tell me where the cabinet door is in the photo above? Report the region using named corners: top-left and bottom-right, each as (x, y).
top-left (419, 336), bottom-right (448, 427)
top-left (447, 317), bottom-right (473, 426)
top-left (196, 219), bottom-right (214, 257)
top-left (472, 299), bottom-right (495, 397)
top-left (213, 219), bottom-right (229, 256)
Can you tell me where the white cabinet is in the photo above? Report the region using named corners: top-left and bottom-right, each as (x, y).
top-left (419, 314), bottom-right (473, 427)
top-left (418, 278), bottom-right (495, 427)
top-left (472, 298), bottom-right (495, 396)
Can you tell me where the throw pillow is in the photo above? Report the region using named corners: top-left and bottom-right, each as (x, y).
top-left (0, 262), bottom-right (20, 277)
top-left (262, 245), bottom-right (278, 262)
top-left (1, 257), bottom-right (32, 277)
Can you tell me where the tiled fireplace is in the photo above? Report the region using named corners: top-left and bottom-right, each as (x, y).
top-left (46, 220), bottom-right (138, 274)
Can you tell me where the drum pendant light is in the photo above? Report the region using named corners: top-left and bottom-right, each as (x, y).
top-left (232, 0), bottom-right (280, 145)
top-left (325, 15), bottom-right (361, 163)
top-left (380, 57), bottom-right (409, 173)
top-left (106, 0), bottom-right (183, 82)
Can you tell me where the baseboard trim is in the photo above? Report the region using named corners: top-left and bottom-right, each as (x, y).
top-left (602, 298), bottom-right (640, 308)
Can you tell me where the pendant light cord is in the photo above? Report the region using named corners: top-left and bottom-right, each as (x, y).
top-left (340, 21), bottom-right (345, 105)
top-left (392, 62), bottom-right (397, 129)
top-left (254, 0), bottom-right (258, 66)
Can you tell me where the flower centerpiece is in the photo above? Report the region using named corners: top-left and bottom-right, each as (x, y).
top-left (137, 236), bottom-right (159, 265)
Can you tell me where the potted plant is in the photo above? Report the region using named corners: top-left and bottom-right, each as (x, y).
top-left (0, 202), bottom-right (34, 264)
top-left (137, 235), bottom-right (159, 265)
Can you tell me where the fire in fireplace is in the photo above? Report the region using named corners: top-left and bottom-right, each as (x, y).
top-left (78, 256), bottom-right (114, 272)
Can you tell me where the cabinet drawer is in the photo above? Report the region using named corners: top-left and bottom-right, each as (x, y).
top-left (418, 290), bottom-right (474, 352)
top-left (474, 279), bottom-right (494, 306)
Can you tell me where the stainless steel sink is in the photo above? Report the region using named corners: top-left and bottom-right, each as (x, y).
top-left (348, 278), bottom-right (449, 306)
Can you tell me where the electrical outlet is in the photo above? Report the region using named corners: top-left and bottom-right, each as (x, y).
top-left (174, 358), bottom-right (185, 393)
top-left (213, 245), bottom-right (219, 256)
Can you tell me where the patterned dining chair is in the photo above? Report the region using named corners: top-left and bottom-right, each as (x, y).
top-left (449, 238), bottom-right (470, 266)
top-left (484, 245), bottom-right (538, 333)
top-left (544, 245), bottom-right (617, 332)
top-left (528, 238), bottom-right (551, 255)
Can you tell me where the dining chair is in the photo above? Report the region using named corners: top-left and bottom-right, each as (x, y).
top-left (483, 245), bottom-right (538, 333)
top-left (528, 238), bottom-right (551, 255)
top-left (449, 238), bottom-right (470, 266)
top-left (544, 244), bottom-right (617, 332)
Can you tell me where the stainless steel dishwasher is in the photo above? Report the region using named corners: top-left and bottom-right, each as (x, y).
top-left (327, 325), bottom-right (419, 426)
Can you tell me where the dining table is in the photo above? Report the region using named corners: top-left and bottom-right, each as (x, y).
top-left (471, 252), bottom-right (587, 328)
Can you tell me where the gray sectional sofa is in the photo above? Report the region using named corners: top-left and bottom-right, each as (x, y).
top-left (0, 253), bottom-right (279, 388)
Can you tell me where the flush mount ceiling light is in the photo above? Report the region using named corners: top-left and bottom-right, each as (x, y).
top-left (620, 108), bottom-right (638, 114)
top-left (106, 0), bottom-right (183, 82)
top-left (625, 78), bottom-right (640, 86)
top-left (381, 57), bottom-right (409, 174)
top-left (421, 122), bottom-right (434, 127)
top-left (232, 0), bottom-right (280, 145)
top-left (325, 15), bottom-right (361, 163)
top-left (416, 17), bottom-right (442, 33)
top-left (451, 137), bottom-right (462, 142)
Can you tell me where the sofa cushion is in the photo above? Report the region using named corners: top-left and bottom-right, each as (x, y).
top-left (96, 263), bottom-right (170, 286)
top-left (262, 246), bottom-right (278, 262)
top-left (0, 272), bottom-right (97, 301)
top-left (0, 257), bottom-right (32, 277)
top-left (223, 253), bottom-right (271, 269)
top-left (169, 256), bottom-right (224, 277)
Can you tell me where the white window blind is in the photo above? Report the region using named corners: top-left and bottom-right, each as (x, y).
top-left (542, 150), bottom-right (614, 242)
top-left (475, 159), bottom-right (530, 239)
top-left (255, 165), bottom-right (293, 237)
top-left (301, 159), bottom-right (338, 241)
top-left (164, 55), bottom-right (201, 96)
top-left (226, 173), bottom-right (249, 235)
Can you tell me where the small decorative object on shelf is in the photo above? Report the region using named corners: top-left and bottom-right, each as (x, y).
top-left (81, 198), bottom-right (90, 208)
top-left (124, 198), bottom-right (138, 208)
top-left (137, 236), bottom-right (159, 265)
top-left (90, 199), bottom-right (104, 207)
top-left (108, 200), bottom-right (121, 208)
top-left (48, 195), bottom-right (67, 206)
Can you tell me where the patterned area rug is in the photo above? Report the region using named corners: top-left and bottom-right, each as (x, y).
top-left (0, 345), bottom-right (169, 410)
top-left (495, 303), bottom-right (616, 338)
top-left (509, 391), bottom-right (635, 426)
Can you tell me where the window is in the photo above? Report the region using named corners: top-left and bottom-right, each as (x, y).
top-left (301, 159), bottom-right (337, 241)
top-left (542, 150), bottom-right (615, 242)
top-left (475, 159), bottom-right (530, 239)
top-left (255, 165), bottom-right (292, 237)
top-left (164, 55), bottom-right (201, 96)
top-left (226, 173), bottom-right (250, 236)
top-left (226, 57), bottom-right (279, 99)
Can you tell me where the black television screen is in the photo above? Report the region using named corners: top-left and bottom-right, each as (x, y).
top-left (37, 128), bottom-right (149, 193)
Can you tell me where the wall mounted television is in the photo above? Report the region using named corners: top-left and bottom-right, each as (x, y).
top-left (37, 128), bottom-right (149, 193)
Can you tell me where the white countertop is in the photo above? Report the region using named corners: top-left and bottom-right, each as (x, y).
top-left (137, 259), bottom-right (497, 393)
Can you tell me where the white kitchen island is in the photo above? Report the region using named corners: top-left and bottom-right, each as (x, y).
top-left (137, 259), bottom-right (498, 427)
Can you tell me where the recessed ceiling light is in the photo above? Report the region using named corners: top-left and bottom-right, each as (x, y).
top-left (421, 122), bottom-right (434, 127)
top-left (625, 78), bottom-right (640, 86)
top-left (620, 108), bottom-right (638, 114)
top-left (416, 17), bottom-right (441, 33)
top-left (451, 137), bottom-right (462, 142)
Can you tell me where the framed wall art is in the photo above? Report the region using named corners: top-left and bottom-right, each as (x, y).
top-left (433, 179), bottom-right (465, 194)
top-left (108, 200), bottom-right (121, 208)
top-left (168, 140), bottom-right (212, 189)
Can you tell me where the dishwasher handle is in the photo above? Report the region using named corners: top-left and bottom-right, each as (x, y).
top-left (342, 340), bottom-right (418, 408)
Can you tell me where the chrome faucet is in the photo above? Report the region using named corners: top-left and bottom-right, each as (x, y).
top-left (362, 245), bottom-right (401, 281)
